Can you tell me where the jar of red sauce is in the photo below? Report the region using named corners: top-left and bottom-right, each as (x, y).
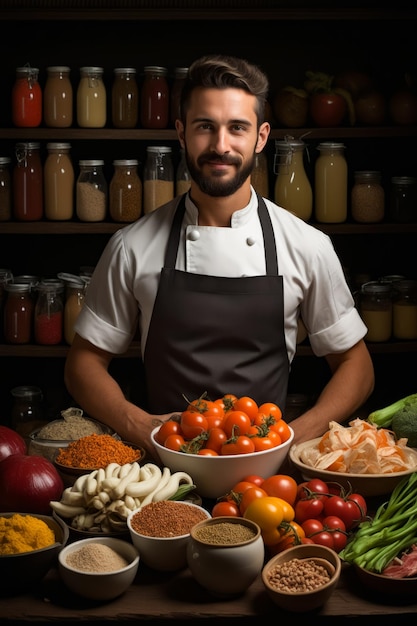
top-left (140, 66), bottom-right (169, 129)
top-left (13, 142), bottom-right (43, 221)
top-left (12, 66), bottom-right (42, 128)
top-left (3, 282), bottom-right (34, 344)
top-left (34, 280), bottom-right (64, 345)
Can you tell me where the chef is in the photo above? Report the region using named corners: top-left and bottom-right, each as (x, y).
top-left (65, 54), bottom-right (374, 456)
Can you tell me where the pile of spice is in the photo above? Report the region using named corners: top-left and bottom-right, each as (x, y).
top-left (193, 521), bottom-right (256, 545)
top-left (36, 415), bottom-right (107, 440)
top-left (266, 557), bottom-right (332, 593)
top-left (130, 501), bottom-right (208, 537)
top-left (56, 434), bottom-right (140, 468)
top-left (0, 513), bottom-right (56, 555)
top-left (65, 542), bottom-right (128, 573)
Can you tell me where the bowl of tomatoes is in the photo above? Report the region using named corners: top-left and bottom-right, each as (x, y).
top-left (151, 394), bottom-right (294, 500)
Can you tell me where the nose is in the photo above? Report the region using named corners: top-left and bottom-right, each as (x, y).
top-left (211, 127), bottom-right (230, 154)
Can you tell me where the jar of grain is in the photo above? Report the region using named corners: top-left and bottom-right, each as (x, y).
top-left (76, 160), bottom-right (107, 222)
top-left (359, 281), bottom-right (393, 343)
top-left (143, 146), bottom-right (174, 214)
top-left (109, 159), bottom-right (142, 222)
top-left (351, 171), bottom-right (385, 223)
top-left (175, 149), bottom-right (191, 196)
top-left (0, 157), bottom-right (11, 222)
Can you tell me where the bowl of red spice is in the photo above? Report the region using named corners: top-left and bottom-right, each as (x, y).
top-left (127, 500), bottom-right (211, 571)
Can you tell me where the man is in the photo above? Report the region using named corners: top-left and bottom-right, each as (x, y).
top-left (65, 54), bottom-right (374, 456)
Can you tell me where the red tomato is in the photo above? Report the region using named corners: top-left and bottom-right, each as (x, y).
top-left (220, 435), bottom-right (255, 455)
top-left (331, 531), bottom-right (348, 552)
top-left (310, 530), bottom-right (334, 549)
top-left (257, 402), bottom-right (282, 421)
top-left (163, 433), bottom-right (185, 451)
top-left (239, 486), bottom-right (268, 515)
top-left (347, 493), bottom-right (367, 518)
top-left (242, 474), bottom-right (264, 487)
top-left (270, 419), bottom-right (291, 443)
top-left (197, 448), bottom-right (218, 456)
top-left (180, 410), bottom-right (208, 439)
top-left (250, 431), bottom-right (281, 451)
top-left (154, 420), bottom-right (181, 445)
top-left (231, 481), bottom-right (256, 496)
top-left (219, 394), bottom-right (237, 412)
top-left (295, 497), bottom-right (324, 523)
top-left (233, 396), bottom-right (259, 422)
top-left (297, 478), bottom-right (329, 502)
top-left (222, 410), bottom-right (251, 437)
top-left (301, 518), bottom-right (324, 537)
top-left (211, 500), bottom-right (240, 517)
top-left (261, 474), bottom-right (298, 506)
top-left (322, 515), bottom-right (346, 532)
top-left (204, 427), bottom-right (227, 453)
top-left (310, 91), bottom-right (347, 127)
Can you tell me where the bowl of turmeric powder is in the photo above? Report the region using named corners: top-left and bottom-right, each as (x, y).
top-left (0, 511), bottom-right (69, 596)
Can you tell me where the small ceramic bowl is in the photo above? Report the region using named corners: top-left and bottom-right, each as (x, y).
top-left (187, 516), bottom-right (264, 596)
top-left (262, 543), bottom-right (341, 612)
top-left (127, 500), bottom-right (211, 571)
top-left (58, 536), bottom-right (139, 601)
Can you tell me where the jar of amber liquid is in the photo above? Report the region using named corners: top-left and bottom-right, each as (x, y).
top-left (12, 66), bottom-right (42, 128)
top-left (4, 282), bottom-right (34, 344)
top-left (360, 281), bottom-right (392, 342)
top-left (112, 67), bottom-right (138, 128)
top-left (0, 156), bottom-right (12, 222)
top-left (43, 66), bottom-right (73, 128)
top-left (44, 142), bottom-right (74, 220)
top-left (274, 137), bottom-right (312, 220)
top-left (77, 66), bottom-right (106, 128)
top-left (315, 142), bottom-right (347, 223)
top-left (392, 279), bottom-right (417, 340)
top-left (13, 142), bottom-right (43, 221)
top-left (57, 273), bottom-right (88, 345)
top-left (140, 66), bottom-right (169, 129)
top-left (109, 159), bottom-right (142, 222)
top-left (11, 385), bottom-right (45, 441)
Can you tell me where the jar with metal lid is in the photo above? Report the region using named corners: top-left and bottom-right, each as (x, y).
top-left (274, 137), bottom-right (312, 220)
top-left (77, 66), bottom-right (106, 128)
top-left (315, 142), bottom-right (347, 223)
top-left (109, 159), bottom-right (142, 222)
top-left (13, 142), bottom-right (43, 221)
top-left (3, 282), bottom-right (34, 344)
top-left (11, 66), bottom-right (42, 128)
top-left (175, 149), bottom-right (191, 197)
top-left (58, 273), bottom-right (88, 345)
top-left (140, 66), bottom-right (169, 129)
top-left (351, 170), bottom-right (385, 223)
top-left (251, 151), bottom-right (269, 199)
top-left (143, 146), bottom-right (174, 214)
top-left (112, 67), bottom-right (139, 128)
top-left (43, 66), bottom-right (73, 128)
top-left (34, 280), bottom-right (64, 345)
top-left (170, 66), bottom-right (188, 127)
top-left (359, 281), bottom-right (393, 343)
top-left (392, 279), bottom-right (417, 340)
top-left (11, 385), bottom-right (45, 441)
top-left (44, 142), bottom-right (74, 221)
top-left (76, 159), bottom-right (107, 222)
top-left (0, 156), bottom-right (11, 222)
top-left (389, 176), bottom-right (417, 223)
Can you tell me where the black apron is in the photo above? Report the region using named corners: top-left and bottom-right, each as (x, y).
top-left (143, 193), bottom-right (289, 412)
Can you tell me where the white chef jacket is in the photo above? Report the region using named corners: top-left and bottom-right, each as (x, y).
top-left (75, 187), bottom-right (367, 364)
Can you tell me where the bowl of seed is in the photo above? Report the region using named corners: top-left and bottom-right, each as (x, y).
top-left (261, 543), bottom-right (341, 612)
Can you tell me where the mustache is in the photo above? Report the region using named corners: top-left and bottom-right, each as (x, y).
top-left (197, 153), bottom-right (241, 167)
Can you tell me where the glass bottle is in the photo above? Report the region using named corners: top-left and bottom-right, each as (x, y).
top-left (170, 66), bottom-right (188, 126)
top-left (76, 159), bottom-right (107, 222)
top-left (77, 66), bottom-right (106, 128)
top-left (109, 159), bottom-right (142, 222)
top-left (112, 67), bottom-right (139, 128)
top-left (13, 142), bottom-right (43, 221)
top-left (359, 281), bottom-right (392, 343)
top-left (0, 268), bottom-right (13, 342)
top-left (11, 66), bottom-right (42, 128)
top-left (43, 66), bottom-right (73, 128)
top-left (57, 273), bottom-right (88, 345)
top-left (0, 156), bottom-right (12, 222)
top-left (351, 170), bottom-right (385, 223)
top-left (251, 152), bottom-right (269, 198)
top-left (44, 142), bottom-right (74, 220)
top-left (143, 146), bottom-right (174, 214)
top-left (274, 137), bottom-right (312, 220)
top-left (34, 281), bottom-right (64, 345)
top-left (175, 149), bottom-right (191, 196)
top-left (315, 142), bottom-right (347, 223)
top-left (389, 176), bottom-right (417, 223)
top-left (392, 279), bottom-right (417, 340)
top-left (11, 385), bottom-right (45, 441)
top-left (140, 66), bottom-right (169, 129)
top-left (3, 282), bottom-right (34, 344)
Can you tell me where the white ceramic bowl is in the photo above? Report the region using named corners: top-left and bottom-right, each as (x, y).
top-left (58, 536), bottom-right (139, 600)
top-left (289, 437), bottom-right (417, 497)
top-left (151, 424), bottom-right (294, 499)
top-left (187, 516), bottom-right (264, 596)
top-left (127, 500), bottom-right (211, 571)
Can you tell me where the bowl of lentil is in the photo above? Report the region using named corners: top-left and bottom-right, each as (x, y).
top-left (0, 511), bottom-right (69, 596)
top-left (127, 500), bottom-right (211, 571)
top-left (58, 536), bottom-right (139, 601)
top-left (261, 543), bottom-right (341, 612)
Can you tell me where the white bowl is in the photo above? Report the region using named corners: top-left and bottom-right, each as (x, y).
top-left (58, 536), bottom-right (139, 600)
top-left (151, 424), bottom-right (294, 499)
top-left (127, 500), bottom-right (211, 571)
top-left (289, 437), bottom-right (417, 497)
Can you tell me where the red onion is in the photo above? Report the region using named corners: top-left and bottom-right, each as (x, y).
top-left (0, 453), bottom-right (64, 515)
top-left (0, 426), bottom-right (27, 462)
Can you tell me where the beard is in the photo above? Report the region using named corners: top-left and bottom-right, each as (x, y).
top-left (184, 148), bottom-right (256, 197)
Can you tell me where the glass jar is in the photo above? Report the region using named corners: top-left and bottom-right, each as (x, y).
top-left (11, 385), bottom-right (45, 441)
top-left (109, 159), bottom-right (142, 222)
top-left (13, 142), bottom-right (43, 221)
top-left (170, 66), bottom-right (188, 126)
top-left (3, 282), bottom-right (34, 344)
top-left (43, 66), bottom-right (73, 128)
top-left (112, 67), bottom-right (139, 128)
top-left (11, 66), bottom-right (42, 128)
top-left (44, 142), bottom-right (74, 220)
top-left (34, 281), bottom-right (64, 345)
top-left (58, 273), bottom-right (88, 345)
top-left (251, 151), bottom-right (269, 199)
top-left (389, 176), bottom-right (417, 223)
top-left (274, 137), bottom-right (312, 220)
top-left (175, 149), bottom-right (191, 196)
top-left (0, 268), bottom-right (13, 342)
top-left (140, 66), bottom-right (169, 129)
top-left (392, 279), bottom-right (417, 340)
top-left (351, 170), bottom-right (385, 223)
top-left (0, 156), bottom-right (12, 222)
top-left (360, 281), bottom-right (393, 343)
top-left (76, 159), bottom-right (107, 222)
top-left (143, 146), bottom-right (174, 214)
top-left (77, 66), bottom-right (106, 128)
top-left (315, 142), bottom-right (347, 223)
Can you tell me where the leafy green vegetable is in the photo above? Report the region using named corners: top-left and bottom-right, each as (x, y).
top-left (392, 411), bottom-right (417, 448)
top-left (367, 393), bottom-right (417, 429)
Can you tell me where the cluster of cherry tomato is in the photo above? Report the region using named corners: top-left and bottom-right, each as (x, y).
top-left (155, 393), bottom-right (291, 456)
top-left (211, 473), bottom-right (368, 554)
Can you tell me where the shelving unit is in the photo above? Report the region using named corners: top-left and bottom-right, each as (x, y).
top-left (0, 1), bottom-right (416, 420)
